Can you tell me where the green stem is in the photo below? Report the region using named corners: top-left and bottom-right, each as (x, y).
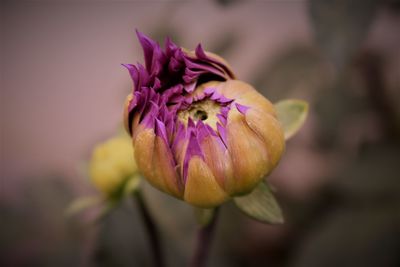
top-left (134, 191), bottom-right (165, 267)
top-left (190, 208), bottom-right (219, 267)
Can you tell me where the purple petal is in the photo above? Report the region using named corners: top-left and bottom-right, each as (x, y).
top-left (195, 120), bottom-right (209, 143)
top-left (216, 114), bottom-right (227, 126)
top-left (235, 103), bottom-right (249, 115)
top-left (203, 87), bottom-right (215, 96)
top-left (155, 119), bottom-right (169, 144)
top-left (184, 81), bottom-right (197, 93)
top-left (136, 30), bottom-right (159, 72)
top-left (216, 122), bottom-right (228, 148)
top-left (182, 130), bottom-right (203, 183)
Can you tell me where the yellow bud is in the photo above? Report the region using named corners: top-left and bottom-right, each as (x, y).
top-left (89, 135), bottom-right (138, 197)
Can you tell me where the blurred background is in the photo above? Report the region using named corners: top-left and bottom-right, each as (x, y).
top-left (1, 0), bottom-right (400, 266)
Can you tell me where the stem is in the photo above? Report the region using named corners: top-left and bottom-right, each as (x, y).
top-left (134, 191), bottom-right (165, 267)
top-left (190, 208), bottom-right (220, 267)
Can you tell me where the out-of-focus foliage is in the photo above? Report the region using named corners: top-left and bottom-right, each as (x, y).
top-left (275, 99), bottom-right (309, 140)
top-left (214, 0), bottom-right (242, 8)
top-left (309, 0), bottom-right (380, 71)
top-left (234, 182), bottom-right (284, 224)
top-left (0, 178), bottom-right (84, 267)
top-left (290, 145), bottom-right (400, 267)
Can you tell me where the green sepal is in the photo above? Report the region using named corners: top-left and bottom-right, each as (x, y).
top-left (194, 207), bottom-right (215, 226)
top-left (65, 196), bottom-right (102, 217)
top-left (275, 99), bottom-right (309, 140)
top-left (234, 181), bottom-right (284, 224)
top-left (123, 174), bottom-right (142, 197)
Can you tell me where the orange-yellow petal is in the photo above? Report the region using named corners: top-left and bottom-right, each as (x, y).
top-left (152, 136), bottom-right (183, 198)
top-left (134, 128), bottom-right (183, 198)
top-left (226, 108), bottom-right (270, 195)
top-left (215, 80), bottom-right (276, 115)
top-left (123, 93), bottom-right (134, 134)
top-left (184, 156), bottom-right (229, 208)
top-left (245, 108), bottom-right (285, 169)
top-left (200, 135), bottom-right (234, 191)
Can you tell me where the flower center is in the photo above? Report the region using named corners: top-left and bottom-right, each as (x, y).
top-left (194, 109), bottom-right (208, 121)
top-left (177, 100), bottom-right (221, 129)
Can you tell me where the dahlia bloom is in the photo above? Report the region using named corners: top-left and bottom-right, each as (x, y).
top-left (123, 32), bottom-right (285, 208)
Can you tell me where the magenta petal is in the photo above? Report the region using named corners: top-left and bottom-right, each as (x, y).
top-left (196, 120), bottom-right (209, 143)
top-left (194, 43), bottom-right (235, 79)
top-left (155, 119), bottom-right (169, 144)
top-left (210, 92), bottom-right (221, 101)
top-left (184, 81), bottom-right (197, 93)
top-left (205, 124), bottom-right (218, 137)
top-left (169, 57), bottom-right (181, 72)
top-left (135, 30), bottom-right (159, 72)
top-left (182, 130), bottom-right (203, 183)
top-left (216, 114), bottom-right (227, 126)
top-left (203, 87), bottom-right (215, 96)
top-left (217, 95), bottom-right (233, 104)
top-left (235, 103), bottom-right (249, 115)
top-left (216, 122), bottom-right (228, 148)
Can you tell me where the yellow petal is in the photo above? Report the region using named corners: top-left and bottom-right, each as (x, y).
top-left (245, 108), bottom-right (285, 169)
top-left (134, 129), bottom-right (183, 198)
top-left (184, 156), bottom-right (229, 208)
top-left (133, 129), bottom-right (162, 188)
top-left (152, 136), bottom-right (183, 198)
top-left (226, 108), bottom-right (270, 196)
top-left (200, 135), bottom-right (234, 192)
top-left (123, 93), bottom-right (134, 134)
top-left (215, 80), bottom-right (276, 115)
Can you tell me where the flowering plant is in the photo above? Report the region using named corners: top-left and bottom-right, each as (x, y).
top-left (68, 31), bottom-right (308, 267)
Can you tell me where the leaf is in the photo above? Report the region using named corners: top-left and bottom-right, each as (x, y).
top-left (65, 196), bottom-right (102, 217)
top-left (234, 182), bottom-right (284, 224)
top-left (194, 207), bottom-right (215, 226)
top-left (275, 99), bottom-right (308, 140)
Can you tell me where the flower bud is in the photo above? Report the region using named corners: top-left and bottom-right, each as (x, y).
top-left (89, 136), bottom-right (139, 197)
top-left (123, 31), bottom-right (285, 208)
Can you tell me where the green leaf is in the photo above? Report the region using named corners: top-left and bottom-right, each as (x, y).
top-left (194, 207), bottom-right (215, 226)
top-left (65, 196), bottom-right (102, 217)
top-left (275, 99), bottom-right (308, 140)
top-left (234, 182), bottom-right (284, 224)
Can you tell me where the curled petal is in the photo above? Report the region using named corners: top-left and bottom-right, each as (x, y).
top-left (200, 134), bottom-right (234, 193)
top-left (123, 93), bottom-right (134, 134)
top-left (152, 136), bottom-right (183, 198)
top-left (134, 129), bottom-right (183, 198)
top-left (215, 80), bottom-right (276, 115)
top-left (183, 48), bottom-right (236, 79)
top-left (226, 108), bottom-right (270, 195)
top-left (184, 156), bottom-right (229, 208)
top-left (245, 108), bottom-right (285, 169)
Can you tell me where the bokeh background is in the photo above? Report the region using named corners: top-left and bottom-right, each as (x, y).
top-left (1, 0), bottom-right (400, 266)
